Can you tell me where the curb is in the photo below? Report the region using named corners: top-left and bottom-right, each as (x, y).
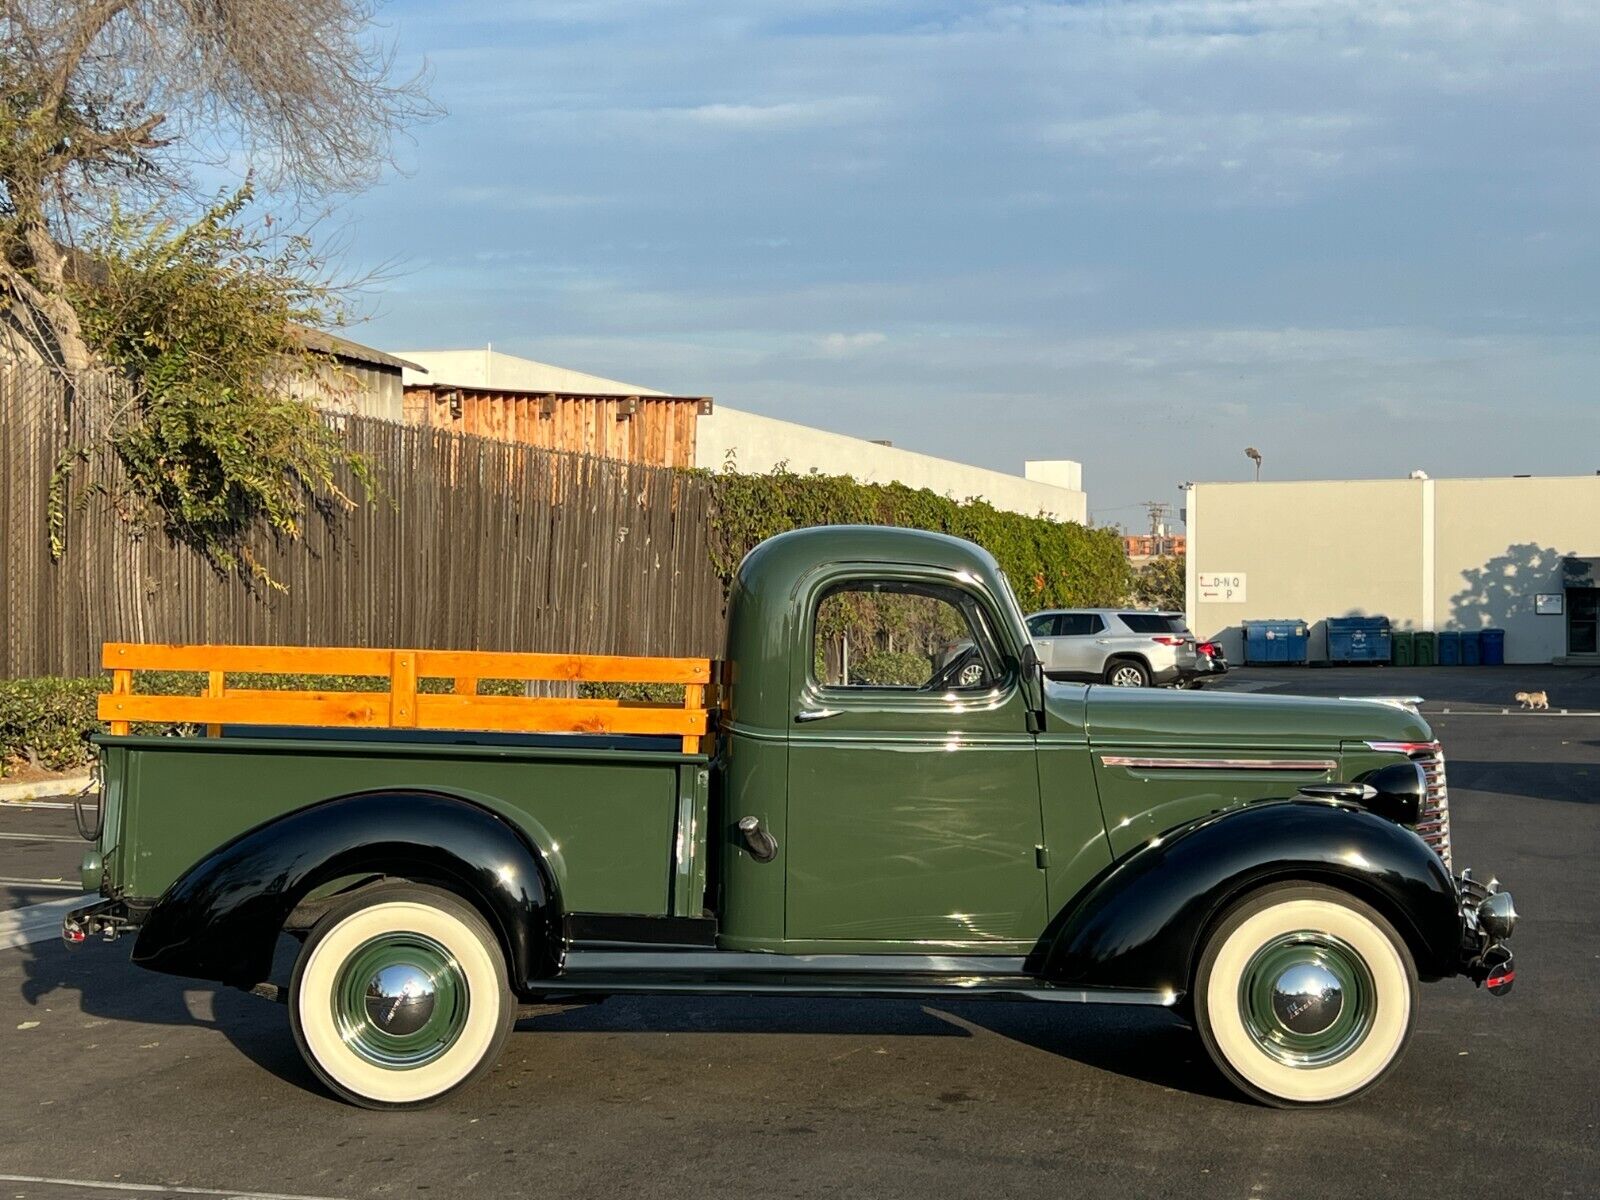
top-left (0, 773), bottom-right (95, 804)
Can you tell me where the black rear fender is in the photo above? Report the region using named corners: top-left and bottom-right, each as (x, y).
top-left (1027, 800), bottom-right (1460, 994)
top-left (131, 790), bottom-right (559, 990)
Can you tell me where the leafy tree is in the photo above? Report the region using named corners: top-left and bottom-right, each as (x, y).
top-left (1134, 553), bottom-right (1186, 611)
top-left (1, 0), bottom-right (431, 578)
top-left (1, 0), bottom-right (431, 371)
top-left (66, 189), bottom-right (374, 581)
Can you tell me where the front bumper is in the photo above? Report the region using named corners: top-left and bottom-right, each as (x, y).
top-left (1456, 869), bottom-right (1517, 994)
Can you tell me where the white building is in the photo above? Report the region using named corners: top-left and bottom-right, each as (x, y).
top-left (401, 348), bottom-right (1088, 524)
top-left (1185, 474), bottom-right (1600, 665)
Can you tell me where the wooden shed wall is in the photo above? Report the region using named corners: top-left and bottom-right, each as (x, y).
top-left (405, 387), bottom-right (703, 469)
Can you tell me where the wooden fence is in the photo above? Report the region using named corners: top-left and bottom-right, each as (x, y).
top-left (0, 365), bottom-right (724, 678)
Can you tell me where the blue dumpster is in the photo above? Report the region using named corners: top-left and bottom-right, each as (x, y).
top-left (1437, 631), bottom-right (1462, 666)
top-left (1244, 620), bottom-right (1310, 665)
top-left (1326, 616), bottom-right (1392, 664)
top-left (1460, 630), bottom-right (1482, 666)
top-left (1481, 628), bottom-right (1506, 666)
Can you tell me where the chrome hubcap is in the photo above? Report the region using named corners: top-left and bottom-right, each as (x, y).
top-left (332, 932), bottom-right (469, 1070)
top-left (1111, 667), bottom-right (1143, 686)
top-left (364, 963), bottom-right (439, 1036)
top-left (1270, 961), bottom-right (1344, 1036)
top-left (1239, 932), bottom-right (1374, 1067)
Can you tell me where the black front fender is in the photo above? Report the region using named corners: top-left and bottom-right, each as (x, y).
top-left (1027, 800), bottom-right (1460, 993)
top-left (131, 790), bottom-right (559, 989)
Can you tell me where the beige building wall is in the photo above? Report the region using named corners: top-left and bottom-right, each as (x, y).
top-left (1431, 477), bottom-right (1600, 662)
top-left (695, 406), bottom-right (1088, 524)
top-left (1186, 475), bottom-right (1600, 665)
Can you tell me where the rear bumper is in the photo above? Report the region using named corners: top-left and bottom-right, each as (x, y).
top-left (1456, 869), bottom-right (1517, 994)
top-left (62, 897), bottom-right (136, 945)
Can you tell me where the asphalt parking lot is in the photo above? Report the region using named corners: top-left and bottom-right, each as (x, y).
top-left (0, 666), bottom-right (1596, 1200)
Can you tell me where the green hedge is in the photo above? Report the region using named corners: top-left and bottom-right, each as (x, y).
top-left (0, 673), bottom-right (667, 777)
top-left (0, 677), bottom-right (105, 773)
top-left (705, 467), bottom-right (1132, 612)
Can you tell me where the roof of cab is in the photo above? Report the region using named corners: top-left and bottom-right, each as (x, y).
top-left (736, 524), bottom-right (1002, 592)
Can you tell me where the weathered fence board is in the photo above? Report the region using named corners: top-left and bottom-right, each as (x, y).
top-left (0, 365), bottom-right (723, 678)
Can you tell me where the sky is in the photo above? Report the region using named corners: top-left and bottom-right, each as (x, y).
top-left (339, 0), bottom-right (1600, 529)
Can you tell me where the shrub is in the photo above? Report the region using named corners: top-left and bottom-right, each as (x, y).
top-left (0, 677), bottom-right (104, 773)
top-left (705, 467), bottom-right (1132, 611)
top-left (850, 649), bottom-right (933, 687)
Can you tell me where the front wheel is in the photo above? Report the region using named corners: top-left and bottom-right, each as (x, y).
top-left (289, 883), bottom-right (515, 1109)
top-left (1194, 884), bottom-right (1417, 1107)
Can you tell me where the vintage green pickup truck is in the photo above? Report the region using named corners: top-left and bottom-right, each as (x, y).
top-left (67, 526), bottom-right (1517, 1110)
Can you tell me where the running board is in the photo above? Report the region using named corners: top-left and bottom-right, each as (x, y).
top-left (533, 950), bottom-right (1177, 1006)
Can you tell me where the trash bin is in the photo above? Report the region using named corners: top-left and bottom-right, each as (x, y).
top-left (1327, 617), bottom-right (1392, 664)
top-left (1244, 620), bottom-right (1310, 665)
top-left (1414, 632), bottom-right (1438, 667)
top-left (1481, 628), bottom-right (1506, 666)
top-left (1437, 631), bottom-right (1462, 666)
top-left (1460, 630), bottom-right (1482, 666)
top-left (1391, 630), bottom-right (1416, 667)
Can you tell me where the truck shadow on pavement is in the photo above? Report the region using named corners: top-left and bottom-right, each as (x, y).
top-left (14, 935), bottom-right (1234, 1103)
top-left (15, 933), bottom-right (323, 1094)
top-left (516, 995), bottom-right (1234, 1101)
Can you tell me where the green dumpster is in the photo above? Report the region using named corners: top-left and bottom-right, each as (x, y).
top-left (1414, 631), bottom-right (1437, 667)
top-left (1391, 630), bottom-right (1416, 667)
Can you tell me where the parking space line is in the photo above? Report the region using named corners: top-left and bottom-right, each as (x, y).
top-left (0, 799), bottom-right (77, 810)
top-left (0, 831), bottom-right (81, 843)
top-left (0, 1175), bottom-right (349, 1200)
top-left (1430, 709), bottom-right (1600, 717)
top-left (0, 876), bottom-right (80, 892)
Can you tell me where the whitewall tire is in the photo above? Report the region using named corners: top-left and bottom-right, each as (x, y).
top-left (1194, 884), bottom-right (1417, 1107)
top-left (289, 884), bottom-right (514, 1109)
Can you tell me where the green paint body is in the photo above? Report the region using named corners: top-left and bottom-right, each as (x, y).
top-left (94, 525), bottom-right (1432, 957)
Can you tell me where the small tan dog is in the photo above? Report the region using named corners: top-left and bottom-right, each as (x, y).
top-left (1514, 690), bottom-right (1550, 711)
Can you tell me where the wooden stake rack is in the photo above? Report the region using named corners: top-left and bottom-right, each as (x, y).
top-left (100, 643), bottom-right (717, 754)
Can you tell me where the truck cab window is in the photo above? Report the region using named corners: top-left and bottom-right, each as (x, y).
top-left (813, 580), bottom-right (1003, 690)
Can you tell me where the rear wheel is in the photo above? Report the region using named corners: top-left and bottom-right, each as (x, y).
top-left (1104, 659), bottom-right (1150, 687)
top-left (289, 883), bottom-right (514, 1109)
top-left (1194, 884), bottom-right (1416, 1107)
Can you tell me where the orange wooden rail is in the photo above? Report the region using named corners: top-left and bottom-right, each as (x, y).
top-left (99, 643), bottom-right (717, 754)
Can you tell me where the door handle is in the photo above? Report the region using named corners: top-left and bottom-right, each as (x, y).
top-left (737, 816), bottom-right (779, 863)
top-left (796, 708), bottom-right (842, 723)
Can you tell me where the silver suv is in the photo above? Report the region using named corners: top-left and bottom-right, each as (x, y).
top-left (1025, 609), bottom-right (1198, 687)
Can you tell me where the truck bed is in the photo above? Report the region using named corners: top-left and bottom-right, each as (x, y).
top-left (97, 731), bottom-right (711, 918)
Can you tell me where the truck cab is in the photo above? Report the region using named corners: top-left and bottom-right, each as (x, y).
top-left (68, 525), bottom-right (1518, 1111)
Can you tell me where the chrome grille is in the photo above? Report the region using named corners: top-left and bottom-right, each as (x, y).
top-left (1366, 740), bottom-right (1451, 870)
top-left (1414, 745), bottom-right (1452, 870)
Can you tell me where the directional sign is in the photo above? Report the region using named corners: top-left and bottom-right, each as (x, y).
top-left (1197, 572), bottom-right (1246, 603)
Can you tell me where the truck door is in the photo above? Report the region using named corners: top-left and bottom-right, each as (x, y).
top-left (785, 570), bottom-right (1047, 951)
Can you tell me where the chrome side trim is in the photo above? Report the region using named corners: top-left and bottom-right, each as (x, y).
top-left (1099, 755), bottom-right (1338, 772)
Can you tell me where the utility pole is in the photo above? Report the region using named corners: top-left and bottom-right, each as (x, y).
top-left (1141, 501), bottom-right (1174, 556)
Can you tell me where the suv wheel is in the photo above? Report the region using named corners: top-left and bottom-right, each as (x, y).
top-left (1104, 659), bottom-right (1150, 687)
top-left (1193, 883), bottom-right (1417, 1107)
top-left (290, 883), bottom-right (515, 1109)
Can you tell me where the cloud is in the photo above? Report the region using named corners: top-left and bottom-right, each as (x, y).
top-left (814, 331), bottom-right (888, 356)
top-left (348, 0), bottom-right (1600, 519)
